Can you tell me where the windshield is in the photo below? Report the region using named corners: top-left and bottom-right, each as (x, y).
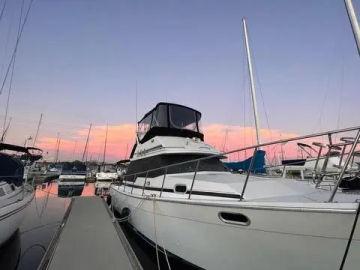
top-left (169, 105), bottom-right (200, 132)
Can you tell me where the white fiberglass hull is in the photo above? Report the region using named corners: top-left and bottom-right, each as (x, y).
top-left (58, 174), bottom-right (86, 187)
top-left (110, 185), bottom-right (360, 270)
top-left (0, 187), bottom-right (34, 246)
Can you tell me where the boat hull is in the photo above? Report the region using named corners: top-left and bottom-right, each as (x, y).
top-left (0, 189), bottom-right (34, 246)
top-left (110, 186), bottom-right (360, 270)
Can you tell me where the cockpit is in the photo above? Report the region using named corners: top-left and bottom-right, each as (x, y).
top-left (137, 103), bottom-right (203, 142)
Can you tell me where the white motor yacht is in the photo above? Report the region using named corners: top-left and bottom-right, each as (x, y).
top-left (58, 162), bottom-right (86, 197)
top-left (110, 102), bottom-right (360, 270)
top-left (95, 164), bottom-right (118, 195)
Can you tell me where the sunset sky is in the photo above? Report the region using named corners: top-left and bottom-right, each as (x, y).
top-left (0, 0), bottom-right (359, 161)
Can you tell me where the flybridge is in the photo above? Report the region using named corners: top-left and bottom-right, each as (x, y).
top-left (137, 102), bottom-right (204, 143)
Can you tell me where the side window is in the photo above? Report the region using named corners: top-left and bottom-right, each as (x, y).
top-left (0, 187), bottom-right (5, 196)
top-left (152, 104), bottom-right (168, 128)
top-left (137, 113), bottom-right (153, 140)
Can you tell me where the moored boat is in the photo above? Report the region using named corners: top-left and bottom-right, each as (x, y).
top-left (95, 164), bottom-right (118, 195)
top-left (0, 143), bottom-right (38, 246)
top-left (110, 102), bottom-right (360, 270)
top-left (57, 161), bottom-right (86, 197)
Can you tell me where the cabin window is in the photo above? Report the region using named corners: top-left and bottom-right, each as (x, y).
top-left (125, 154), bottom-right (228, 179)
top-left (174, 184), bottom-right (187, 193)
top-left (0, 188), bottom-right (5, 196)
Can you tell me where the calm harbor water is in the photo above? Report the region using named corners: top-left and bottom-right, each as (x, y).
top-left (0, 182), bottom-right (198, 270)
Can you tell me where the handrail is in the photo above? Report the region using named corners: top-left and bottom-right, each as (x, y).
top-left (114, 125), bottom-right (360, 202)
top-left (329, 129), bottom-right (360, 202)
top-left (119, 125), bottom-right (360, 179)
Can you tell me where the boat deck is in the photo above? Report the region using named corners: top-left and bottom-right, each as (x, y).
top-left (39, 196), bottom-right (142, 270)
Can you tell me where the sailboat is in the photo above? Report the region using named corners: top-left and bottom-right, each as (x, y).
top-left (0, 143), bottom-right (41, 246)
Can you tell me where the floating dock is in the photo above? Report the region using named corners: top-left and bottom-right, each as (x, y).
top-left (38, 196), bottom-right (142, 270)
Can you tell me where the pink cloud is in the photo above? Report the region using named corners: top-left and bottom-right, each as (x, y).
top-left (37, 124), bottom-right (135, 161)
top-left (37, 123), bottom-right (302, 163)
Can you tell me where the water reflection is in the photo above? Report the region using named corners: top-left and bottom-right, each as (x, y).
top-left (0, 181), bottom-right (80, 270)
top-left (58, 185), bottom-right (84, 197)
top-left (0, 181), bottom-right (183, 270)
top-left (0, 230), bottom-right (21, 270)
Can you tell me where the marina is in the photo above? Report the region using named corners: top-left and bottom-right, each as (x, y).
top-left (1, 0), bottom-right (360, 269)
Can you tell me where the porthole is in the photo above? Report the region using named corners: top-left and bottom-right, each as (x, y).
top-left (174, 184), bottom-right (187, 193)
top-left (218, 212), bottom-right (250, 226)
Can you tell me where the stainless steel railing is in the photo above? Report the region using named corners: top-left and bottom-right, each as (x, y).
top-left (114, 125), bottom-right (360, 203)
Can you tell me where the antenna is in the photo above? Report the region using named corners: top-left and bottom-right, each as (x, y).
top-left (33, 113), bottom-right (43, 147)
top-left (345, 0), bottom-right (360, 56)
top-left (242, 18), bottom-right (261, 145)
top-left (82, 124), bottom-right (92, 162)
top-left (102, 124), bottom-right (108, 165)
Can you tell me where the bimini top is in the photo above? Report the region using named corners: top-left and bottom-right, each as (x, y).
top-left (137, 102), bottom-right (204, 143)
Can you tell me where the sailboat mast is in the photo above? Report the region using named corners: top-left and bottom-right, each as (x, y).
top-left (102, 124), bottom-right (108, 165)
top-left (345, 0), bottom-right (360, 56)
top-left (33, 113), bottom-right (43, 147)
top-left (72, 140), bottom-right (77, 161)
top-left (54, 133), bottom-right (60, 163)
top-left (55, 138), bottom-right (61, 163)
top-left (242, 18), bottom-right (261, 145)
top-left (82, 123), bottom-right (92, 162)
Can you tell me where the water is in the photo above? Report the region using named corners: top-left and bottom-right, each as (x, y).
top-left (0, 182), bottom-right (199, 270)
top-left (0, 182), bottom-right (92, 270)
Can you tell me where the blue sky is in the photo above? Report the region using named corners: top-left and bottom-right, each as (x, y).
top-left (0, 0), bottom-right (359, 149)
